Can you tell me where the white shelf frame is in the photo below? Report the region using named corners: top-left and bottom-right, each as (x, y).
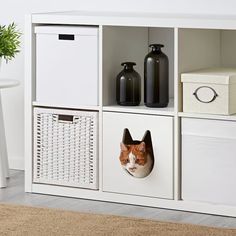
top-left (32, 101), bottom-right (100, 111)
top-left (31, 183), bottom-right (236, 217)
top-left (179, 112), bottom-right (236, 121)
top-left (24, 12), bottom-right (236, 217)
top-left (102, 98), bottom-right (174, 116)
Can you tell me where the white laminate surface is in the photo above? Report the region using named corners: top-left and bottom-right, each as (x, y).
top-left (0, 79), bottom-right (20, 89)
top-left (31, 11), bottom-right (236, 29)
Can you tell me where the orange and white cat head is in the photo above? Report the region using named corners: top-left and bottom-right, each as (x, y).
top-left (119, 142), bottom-right (153, 178)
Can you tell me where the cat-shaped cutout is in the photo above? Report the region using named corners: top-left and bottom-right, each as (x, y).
top-left (119, 129), bottom-right (154, 178)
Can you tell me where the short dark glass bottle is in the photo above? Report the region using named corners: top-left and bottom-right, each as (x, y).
top-left (116, 62), bottom-right (141, 106)
top-left (144, 44), bottom-right (169, 107)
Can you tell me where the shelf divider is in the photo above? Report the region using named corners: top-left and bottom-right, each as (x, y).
top-left (178, 112), bottom-right (236, 121)
top-left (32, 101), bottom-right (100, 111)
top-left (103, 98), bottom-right (174, 116)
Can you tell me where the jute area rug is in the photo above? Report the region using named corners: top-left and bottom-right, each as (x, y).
top-left (0, 204), bottom-right (235, 236)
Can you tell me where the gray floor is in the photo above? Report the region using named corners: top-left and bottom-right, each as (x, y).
top-left (0, 170), bottom-right (236, 229)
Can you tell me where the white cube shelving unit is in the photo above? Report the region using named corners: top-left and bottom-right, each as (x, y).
top-left (25, 11), bottom-right (236, 217)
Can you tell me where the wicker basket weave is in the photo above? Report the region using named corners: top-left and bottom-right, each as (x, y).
top-left (33, 107), bottom-right (98, 189)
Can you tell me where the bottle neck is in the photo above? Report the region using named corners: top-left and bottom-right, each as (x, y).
top-left (151, 47), bottom-right (162, 53)
top-left (124, 65), bottom-right (134, 71)
top-left (149, 44), bottom-right (164, 53)
top-left (121, 62), bottom-right (136, 71)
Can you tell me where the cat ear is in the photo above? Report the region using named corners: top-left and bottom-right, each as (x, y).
top-left (139, 142), bottom-right (146, 152)
top-left (120, 142), bottom-right (128, 151)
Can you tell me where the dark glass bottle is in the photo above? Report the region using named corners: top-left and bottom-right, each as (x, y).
top-left (116, 62), bottom-right (141, 106)
top-left (144, 44), bottom-right (169, 107)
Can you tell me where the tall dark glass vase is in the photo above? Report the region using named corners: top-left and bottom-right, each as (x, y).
top-left (116, 62), bottom-right (141, 106)
top-left (144, 44), bottom-right (169, 107)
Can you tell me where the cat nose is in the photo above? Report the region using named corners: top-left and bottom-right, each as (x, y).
top-left (129, 167), bottom-right (137, 172)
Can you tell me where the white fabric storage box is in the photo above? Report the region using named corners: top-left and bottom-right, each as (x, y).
top-left (33, 107), bottom-right (98, 189)
top-left (181, 68), bottom-right (236, 115)
top-left (35, 26), bottom-right (98, 107)
top-left (102, 112), bottom-right (174, 199)
top-left (182, 118), bottom-right (236, 206)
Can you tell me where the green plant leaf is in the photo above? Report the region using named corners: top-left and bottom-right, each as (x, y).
top-left (0, 22), bottom-right (22, 63)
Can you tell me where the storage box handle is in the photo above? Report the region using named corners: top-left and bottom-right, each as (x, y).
top-left (193, 86), bottom-right (218, 103)
top-left (58, 34), bottom-right (75, 40)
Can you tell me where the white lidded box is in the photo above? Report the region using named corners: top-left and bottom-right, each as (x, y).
top-left (182, 118), bottom-right (236, 206)
top-left (35, 26), bottom-right (98, 107)
top-left (181, 68), bottom-right (236, 115)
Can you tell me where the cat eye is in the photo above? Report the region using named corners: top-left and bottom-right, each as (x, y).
top-left (121, 159), bottom-right (129, 164)
top-left (136, 158), bottom-right (145, 165)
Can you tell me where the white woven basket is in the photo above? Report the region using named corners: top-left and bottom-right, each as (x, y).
top-left (33, 107), bottom-right (98, 189)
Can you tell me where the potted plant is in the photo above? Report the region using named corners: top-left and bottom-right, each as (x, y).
top-left (0, 22), bottom-right (21, 68)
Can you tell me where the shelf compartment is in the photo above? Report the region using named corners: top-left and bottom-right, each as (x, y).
top-left (33, 107), bottom-right (99, 189)
top-left (182, 117), bottom-right (236, 206)
top-left (178, 28), bottom-right (236, 112)
top-left (102, 25), bottom-right (175, 109)
top-left (35, 25), bottom-right (99, 107)
top-left (103, 98), bottom-right (174, 116)
top-left (102, 112), bottom-right (174, 199)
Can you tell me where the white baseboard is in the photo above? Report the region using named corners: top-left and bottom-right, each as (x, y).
top-left (8, 157), bottom-right (24, 170)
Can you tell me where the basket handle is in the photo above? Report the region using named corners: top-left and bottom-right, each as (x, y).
top-left (58, 114), bottom-right (75, 124)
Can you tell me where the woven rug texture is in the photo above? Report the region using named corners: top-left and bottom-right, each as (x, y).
top-left (0, 204), bottom-right (235, 236)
